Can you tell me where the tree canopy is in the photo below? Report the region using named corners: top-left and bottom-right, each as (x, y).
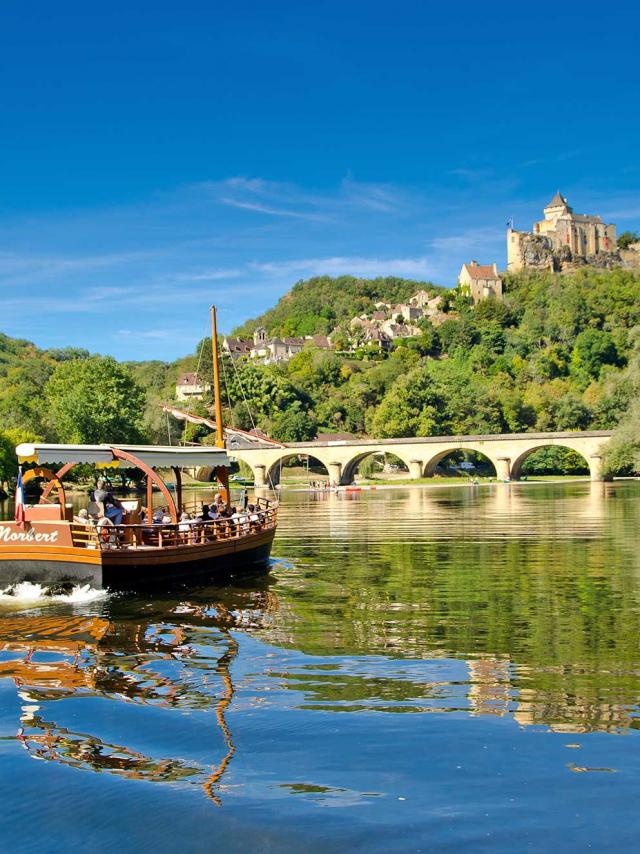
top-left (44, 356), bottom-right (145, 444)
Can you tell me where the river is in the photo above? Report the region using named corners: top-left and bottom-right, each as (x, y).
top-left (0, 481), bottom-right (639, 852)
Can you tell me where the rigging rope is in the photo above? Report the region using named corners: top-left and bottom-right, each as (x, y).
top-left (180, 332), bottom-right (207, 447)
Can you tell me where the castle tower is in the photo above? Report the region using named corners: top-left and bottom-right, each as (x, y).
top-left (542, 190), bottom-right (572, 225)
top-left (507, 192), bottom-right (618, 272)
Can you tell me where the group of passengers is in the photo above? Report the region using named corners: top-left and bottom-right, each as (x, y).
top-left (73, 479), bottom-right (265, 545)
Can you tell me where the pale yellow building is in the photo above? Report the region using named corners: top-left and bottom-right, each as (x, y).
top-left (175, 372), bottom-right (210, 402)
top-left (458, 261), bottom-right (503, 303)
top-left (508, 192), bottom-right (617, 272)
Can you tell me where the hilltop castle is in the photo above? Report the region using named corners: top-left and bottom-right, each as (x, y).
top-left (507, 192), bottom-right (618, 272)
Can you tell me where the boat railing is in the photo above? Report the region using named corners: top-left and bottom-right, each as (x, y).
top-left (70, 524), bottom-right (101, 550)
top-left (92, 505), bottom-right (278, 551)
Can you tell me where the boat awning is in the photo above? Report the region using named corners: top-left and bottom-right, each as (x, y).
top-left (15, 443), bottom-right (232, 469)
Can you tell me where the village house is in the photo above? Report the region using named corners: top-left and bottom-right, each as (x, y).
top-left (381, 319), bottom-right (421, 338)
top-left (175, 372), bottom-right (211, 402)
top-left (458, 262), bottom-right (503, 304)
top-left (222, 336), bottom-right (253, 360)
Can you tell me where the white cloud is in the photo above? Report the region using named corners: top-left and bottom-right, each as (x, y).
top-left (430, 227), bottom-right (503, 254)
top-left (251, 255), bottom-right (436, 279)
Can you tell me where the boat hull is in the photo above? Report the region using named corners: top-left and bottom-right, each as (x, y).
top-left (0, 527), bottom-right (276, 590)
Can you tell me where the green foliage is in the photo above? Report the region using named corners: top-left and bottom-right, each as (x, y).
top-left (521, 447), bottom-right (589, 476)
top-left (570, 328), bottom-right (620, 387)
top-left (268, 402), bottom-right (317, 442)
top-left (44, 356), bottom-right (145, 443)
top-left (618, 231), bottom-right (639, 250)
top-left (0, 427), bottom-right (41, 482)
top-left (232, 276), bottom-right (446, 338)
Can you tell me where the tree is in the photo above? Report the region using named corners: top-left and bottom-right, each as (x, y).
top-left (44, 356), bottom-right (145, 443)
top-left (618, 231), bottom-right (639, 250)
top-left (603, 401), bottom-right (640, 475)
top-left (0, 427), bottom-right (41, 482)
top-left (269, 402), bottom-right (316, 442)
top-left (570, 328), bottom-right (620, 386)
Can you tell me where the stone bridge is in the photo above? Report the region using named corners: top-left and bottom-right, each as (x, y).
top-left (228, 431), bottom-right (614, 486)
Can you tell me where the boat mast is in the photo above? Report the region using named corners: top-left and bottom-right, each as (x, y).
top-left (210, 306), bottom-right (230, 503)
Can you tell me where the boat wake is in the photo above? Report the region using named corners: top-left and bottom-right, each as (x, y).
top-left (0, 581), bottom-right (108, 606)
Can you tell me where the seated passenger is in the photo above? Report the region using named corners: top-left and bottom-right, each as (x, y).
top-left (74, 508), bottom-right (91, 525)
top-left (96, 513), bottom-right (117, 547)
top-left (92, 477), bottom-right (124, 526)
top-left (247, 504), bottom-right (261, 529)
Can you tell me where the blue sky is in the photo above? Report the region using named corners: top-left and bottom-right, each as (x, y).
top-left (1, 0), bottom-right (639, 360)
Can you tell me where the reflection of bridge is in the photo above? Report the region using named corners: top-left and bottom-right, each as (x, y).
top-left (230, 431), bottom-right (614, 486)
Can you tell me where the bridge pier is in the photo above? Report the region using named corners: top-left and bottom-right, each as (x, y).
top-left (409, 460), bottom-right (423, 479)
top-left (589, 455), bottom-right (604, 482)
top-left (328, 461), bottom-right (343, 486)
top-left (254, 464), bottom-right (267, 488)
top-left (496, 457), bottom-right (512, 481)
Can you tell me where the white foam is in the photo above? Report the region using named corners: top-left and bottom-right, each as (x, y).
top-left (0, 581), bottom-right (107, 606)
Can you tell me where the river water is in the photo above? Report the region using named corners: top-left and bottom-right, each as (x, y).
top-left (0, 481), bottom-right (639, 852)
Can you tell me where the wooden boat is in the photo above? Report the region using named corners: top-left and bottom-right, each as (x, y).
top-left (0, 308), bottom-right (278, 589)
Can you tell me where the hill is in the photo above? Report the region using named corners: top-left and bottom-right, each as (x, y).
top-left (2, 268), bottom-right (640, 480)
top-left (231, 275), bottom-right (447, 337)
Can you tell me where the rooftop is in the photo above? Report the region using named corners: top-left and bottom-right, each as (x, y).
top-left (545, 191), bottom-right (570, 209)
top-left (462, 263), bottom-right (500, 280)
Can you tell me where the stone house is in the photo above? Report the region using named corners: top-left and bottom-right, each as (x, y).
top-left (175, 372), bottom-right (210, 402)
top-left (458, 262), bottom-right (503, 304)
top-left (222, 336), bottom-right (253, 359)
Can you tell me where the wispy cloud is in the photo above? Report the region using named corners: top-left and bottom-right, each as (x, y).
top-left (252, 255), bottom-right (435, 279)
top-left (220, 196), bottom-right (329, 221)
top-left (198, 174), bottom-right (415, 222)
top-left (430, 227), bottom-right (503, 254)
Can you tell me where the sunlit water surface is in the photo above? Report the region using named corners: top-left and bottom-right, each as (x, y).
top-left (1, 481), bottom-right (640, 852)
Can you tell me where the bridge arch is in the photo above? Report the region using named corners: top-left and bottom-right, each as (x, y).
top-left (423, 446), bottom-right (500, 478)
top-left (510, 443), bottom-right (595, 481)
top-left (341, 450), bottom-right (414, 485)
top-left (267, 452), bottom-right (332, 487)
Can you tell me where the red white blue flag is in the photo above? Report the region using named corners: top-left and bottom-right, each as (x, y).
top-left (15, 467), bottom-right (25, 529)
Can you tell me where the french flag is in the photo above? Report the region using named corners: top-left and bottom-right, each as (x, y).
top-left (15, 467), bottom-right (25, 529)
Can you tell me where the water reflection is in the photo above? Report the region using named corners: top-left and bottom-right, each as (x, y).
top-left (1, 482), bottom-right (640, 832)
top-left (0, 588), bottom-right (279, 803)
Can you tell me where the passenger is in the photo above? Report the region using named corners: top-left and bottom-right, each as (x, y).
top-left (74, 508), bottom-right (91, 525)
top-left (213, 492), bottom-right (224, 507)
top-left (197, 503), bottom-right (210, 522)
top-left (247, 503), bottom-right (260, 530)
top-left (208, 506), bottom-right (220, 520)
top-left (96, 514), bottom-right (116, 548)
top-left (161, 508), bottom-right (173, 524)
top-left (93, 478), bottom-right (124, 526)
top-left (178, 511), bottom-right (193, 542)
top-left (153, 508), bottom-right (164, 524)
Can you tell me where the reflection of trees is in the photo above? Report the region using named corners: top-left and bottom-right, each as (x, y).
top-left (271, 485), bottom-right (640, 732)
top-left (0, 587), bottom-right (279, 800)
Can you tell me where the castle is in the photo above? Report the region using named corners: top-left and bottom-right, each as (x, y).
top-left (507, 192), bottom-right (618, 272)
